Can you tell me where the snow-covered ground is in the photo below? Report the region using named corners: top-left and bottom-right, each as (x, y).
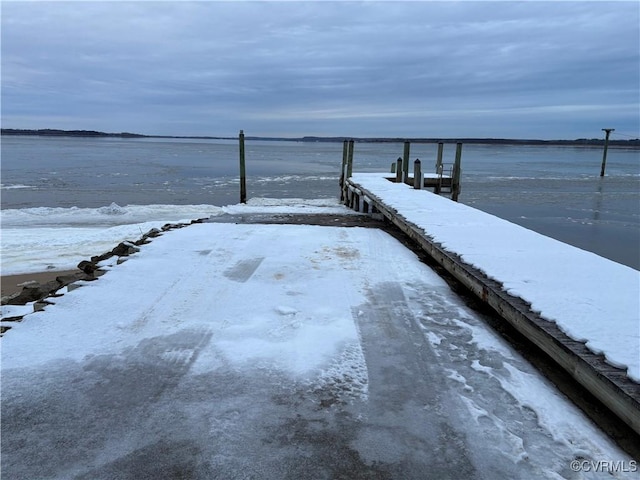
top-left (351, 174), bottom-right (640, 383)
top-left (0, 198), bottom-right (352, 275)
top-left (1, 212), bottom-right (637, 478)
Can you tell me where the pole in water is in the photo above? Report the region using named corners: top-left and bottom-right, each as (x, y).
top-left (402, 141), bottom-right (410, 183)
top-left (435, 142), bottom-right (444, 174)
top-left (451, 142), bottom-right (463, 201)
top-left (347, 139), bottom-right (354, 179)
top-left (239, 130), bottom-right (247, 203)
top-left (340, 140), bottom-right (348, 202)
top-left (435, 142), bottom-right (444, 194)
top-left (600, 128), bottom-right (614, 177)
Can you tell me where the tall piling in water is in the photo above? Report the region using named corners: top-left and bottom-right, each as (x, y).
top-left (239, 130), bottom-right (247, 204)
top-left (402, 141), bottom-right (411, 183)
top-left (451, 142), bottom-right (463, 201)
top-left (600, 128), bottom-right (614, 177)
top-left (435, 142), bottom-right (444, 194)
top-left (340, 140), bottom-right (348, 202)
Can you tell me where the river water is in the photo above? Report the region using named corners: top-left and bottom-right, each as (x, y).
top-left (1, 135), bottom-right (638, 269)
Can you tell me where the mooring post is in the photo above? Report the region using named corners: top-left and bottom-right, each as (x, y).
top-left (435, 142), bottom-right (444, 172)
top-left (451, 142), bottom-right (462, 201)
top-left (600, 128), bottom-right (614, 177)
top-left (340, 140), bottom-right (348, 202)
top-left (342, 140), bottom-right (354, 206)
top-left (403, 140), bottom-right (410, 183)
top-left (414, 159), bottom-right (422, 189)
top-left (239, 129), bottom-right (247, 204)
top-left (395, 158), bottom-right (403, 183)
top-left (435, 142), bottom-right (444, 194)
top-left (347, 139), bottom-right (354, 179)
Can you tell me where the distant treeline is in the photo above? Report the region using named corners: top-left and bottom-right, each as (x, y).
top-left (300, 136), bottom-right (640, 147)
top-left (2, 129), bottom-right (638, 147)
top-left (1, 129), bottom-right (148, 138)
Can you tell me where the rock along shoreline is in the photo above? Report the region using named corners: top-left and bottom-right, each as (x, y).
top-left (0, 218), bottom-right (206, 334)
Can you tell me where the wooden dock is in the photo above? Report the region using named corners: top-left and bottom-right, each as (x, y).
top-left (339, 139), bottom-right (463, 202)
top-left (343, 172), bottom-right (640, 437)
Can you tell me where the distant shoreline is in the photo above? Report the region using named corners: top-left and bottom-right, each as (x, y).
top-left (2, 128), bottom-right (638, 147)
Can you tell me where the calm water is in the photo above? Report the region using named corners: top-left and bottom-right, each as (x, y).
top-left (1, 135), bottom-right (639, 269)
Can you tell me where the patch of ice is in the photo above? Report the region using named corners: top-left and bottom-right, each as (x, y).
top-left (97, 202), bottom-right (127, 215)
top-left (0, 184), bottom-right (33, 190)
top-left (425, 331), bottom-right (444, 346)
top-left (445, 368), bottom-right (467, 384)
top-left (459, 395), bottom-right (490, 424)
top-left (471, 359), bottom-right (494, 375)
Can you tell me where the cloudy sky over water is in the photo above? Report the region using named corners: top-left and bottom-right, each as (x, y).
top-left (2, 1), bottom-right (639, 139)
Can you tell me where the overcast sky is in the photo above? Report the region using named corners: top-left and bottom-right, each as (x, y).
top-left (2, 1), bottom-right (639, 139)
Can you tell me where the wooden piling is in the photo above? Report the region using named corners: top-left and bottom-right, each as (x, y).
top-left (239, 130), bottom-right (247, 204)
top-left (341, 140), bottom-right (355, 205)
top-left (395, 158), bottom-right (403, 183)
top-left (451, 142), bottom-right (462, 201)
top-left (435, 142), bottom-right (444, 173)
top-left (600, 128), bottom-right (614, 177)
top-left (347, 139), bottom-right (354, 179)
top-left (435, 142), bottom-right (444, 194)
top-left (413, 159), bottom-right (422, 189)
top-left (403, 141), bottom-right (410, 183)
top-left (340, 140), bottom-right (348, 202)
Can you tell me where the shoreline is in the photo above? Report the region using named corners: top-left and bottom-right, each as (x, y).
top-left (3, 130), bottom-right (639, 147)
top-left (1, 270), bottom-right (80, 298)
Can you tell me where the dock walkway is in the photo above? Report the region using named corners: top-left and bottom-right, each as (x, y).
top-left (346, 172), bottom-right (640, 435)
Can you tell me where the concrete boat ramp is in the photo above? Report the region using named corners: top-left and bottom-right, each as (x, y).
top-left (1, 201), bottom-right (638, 478)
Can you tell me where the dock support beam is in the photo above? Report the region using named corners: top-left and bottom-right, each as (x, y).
top-left (395, 158), bottom-right (403, 183)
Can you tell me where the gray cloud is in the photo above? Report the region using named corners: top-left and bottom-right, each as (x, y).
top-left (2, 1), bottom-right (638, 138)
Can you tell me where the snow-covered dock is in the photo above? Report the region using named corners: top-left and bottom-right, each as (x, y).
top-left (346, 172), bottom-right (640, 436)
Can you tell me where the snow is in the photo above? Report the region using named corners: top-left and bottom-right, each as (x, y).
top-left (0, 198), bottom-right (352, 275)
top-left (221, 196), bottom-right (363, 215)
top-left (0, 203), bottom-right (221, 275)
top-left (351, 173), bottom-right (640, 382)
top-left (1, 200), bottom-right (637, 476)
top-left (1, 223), bottom-right (368, 374)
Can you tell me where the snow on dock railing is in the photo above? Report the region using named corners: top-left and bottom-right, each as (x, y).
top-left (346, 171), bottom-right (640, 433)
